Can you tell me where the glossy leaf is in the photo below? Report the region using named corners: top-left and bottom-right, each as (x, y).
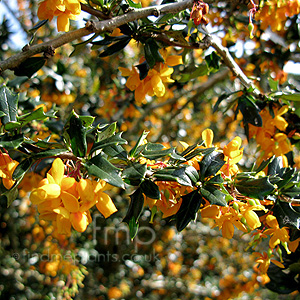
top-left (84, 154), bottom-right (125, 188)
top-left (235, 177), bottom-right (275, 200)
top-left (14, 57), bottom-right (46, 78)
top-left (64, 111), bottom-right (87, 157)
top-left (200, 185), bottom-right (227, 206)
top-left (129, 130), bottom-right (149, 158)
top-left (32, 148), bottom-right (69, 159)
top-left (12, 158), bottom-right (33, 180)
top-left (90, 133), bottom-right (127, 154)
top-left (123, 187), bottom-right (145, 232)
top-left (0, 85), bottom-right (18, 124)
top-left (0, 134), bottom-right (24, 149)
top-left (176, 190), bottom-right (204, 231)
top-left (99, 36), bottom-right (131, 57)
top-left (140, 180), bottom-right (161, 200)
top-left (122, 163), bottom-right (147, 185)
top-left (199, 151), bottom-right (225, 180)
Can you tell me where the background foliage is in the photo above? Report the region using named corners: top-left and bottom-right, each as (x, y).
top-left (1, 0), bottom-right (300, 299)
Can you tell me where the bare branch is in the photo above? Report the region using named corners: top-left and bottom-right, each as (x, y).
top-left (0, 0), bottom-right (194, 73)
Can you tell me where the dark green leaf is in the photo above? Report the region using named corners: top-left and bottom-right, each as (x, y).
top-left (266, 262), bottom-right (299, 294)
top-left (213, 91), bottom-right (238, 113)
top-left (84, 154), bottom-right (125, 188)
top-left (200, 185), bottom-right (227, 206)
top-left (176, 190), bottom-right (204, 231)
top-left (206, 174), bottom-right (224, 185)
top-left (29, 20), bottom-right (48, 32)
top-left (122, 163), bottom-right (147, 185)
top-left (272, 201), bottom-right (300, 229)
top-left (4, 121), bottom-right (22, 131)
top-left (97, 122), bottom-right (117, 142)
top-left (154, 166), bottom-right (193, 186)
top-left (12, 158), bottom-right (33, 180)
top-left (235, 177), bottom-right (275, 200)
top-left (123, 187), bottom-right (145, 225)
top-left (136, 61), bottom-right (150, 80)
top-left (199, 151), bottom-right (225, 180)
top-left (140, 180), bottom-right (160, 199)
top-left (102, 144), bottom-right (128, 160)
top-left (205, 51), bottom-right (220, 72)
top-left (64, 111), bottom-right (87, 157)
top-left (99, 37), bottom-right (131, 57)
top-left (129, 130), bottom-right (149, 158)
top-left (0, 134), bottom-right (24, 149)
top-left (143, 147), bottom-right (177, 160)
top-left (179, 63), bottom-right (209, 82)
top-left (144, 39), bottom-right (164, 68)
top-left (237, 95), bottom-right (262, 127)
top-left (18, 106), bottom-right (55, 125)
top-left (32, 148), bottom-right (69, 159)
top-left (70, 33), bottom-right (99, 57)
top-left (128, 216), bottom-right (139, 239)
top-left (14, 57), bottom-right (46, 78)
top-left (92, 34), bottom-right (129, 46)
top-left (184, 165), bottom-right (199, 184)
top-left (0, 85), bottom-right (18, 124)
top-left (90, 133), bottom-right (127, 154)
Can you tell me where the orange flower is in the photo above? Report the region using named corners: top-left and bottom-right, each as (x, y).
top-left (37, 0), bottom-right (82, 32)
top-left (0, 153), bottom-right (19, 189)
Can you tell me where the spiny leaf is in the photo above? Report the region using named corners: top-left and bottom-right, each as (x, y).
top-left (176, 190), bottom-right (204, 231)
top-left (0, 85), bottom-right (18, 124)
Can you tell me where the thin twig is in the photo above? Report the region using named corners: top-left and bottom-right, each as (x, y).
top-left (0, 0), bottom-right (194, 73)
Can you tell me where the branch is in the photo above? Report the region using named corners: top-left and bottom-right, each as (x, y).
top-left (0, 0), bottom-right (194, 73)
top-left (201, 25), bottom-right (261, 96)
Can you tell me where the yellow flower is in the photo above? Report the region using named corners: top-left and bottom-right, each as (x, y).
top-left (37, 0), bottom-right (82, 32)
top-left (264, 215), bottom-right (290, 249)
top-left (202, 128), bottom-right (214, 148)
top-left (221, 137), bottom-right (243, 176)
top-left (0, 153), bottom-right (19, 189)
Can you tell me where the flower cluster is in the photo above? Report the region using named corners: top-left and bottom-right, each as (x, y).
top-left (201, 201), bottom-right (265, 239)
top-left (257, 0), bottom-right (300, 32)
top-left (37, 0), bottom-right (82, 32)
top-left (249, 104), bottom-right (292, 166)
top-left (30, 158), bottom-right (117, 235)
top-left (119, 49), bottom-right (183, 103)
top-left (0, 152), bottom-right (19, 189)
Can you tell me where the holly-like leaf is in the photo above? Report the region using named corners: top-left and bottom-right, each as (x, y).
top-left (266, 262), bottom-right (300, 294)
top-left (12, 157), bottom-right (33, 180)
top-left (199, 151), bottom-right (225, 180)
top-left (99, 36), bottom-right (132, 57)
top-left (32, 148), bottom-right (69, 159)
top-left (0, 85), bottom-right (18, 125)
top-left (64, 111), bottom-right (87, 157)
top-left (14, 57), bottom-right (46, 78)
top-left (18, 106), bottom-right (56, 126)
top-left (140, 180), bottom-right (160, 200)
top-left (176, 190), bottom-right (204, 231)
top-left (237, 95), bottom-right (262, 128)
top-left (123, 187), bottom-right (145, 239)
top-left (129, 130), bottom-right (149, 158)
top-left (205, 51), bottom-right (220, 72)
top-left (84, 154), bottom-right (125, 188)
top-left (0, 133), bottom-right (24, 149)
top-left (122, 163), bottom-right (147, 185)
top-left (272, 201), bottom-right (300, 229)
top-left (144, 38), bottom-right (164, 68)
top-left (200, 185), bottom-right (227, 206)
top-left (154, 166), bottom-right (193, 186)
top-left (90, 133), bottom-right (127, 154)
top-left (235, 177), bottom-right (275, 200)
